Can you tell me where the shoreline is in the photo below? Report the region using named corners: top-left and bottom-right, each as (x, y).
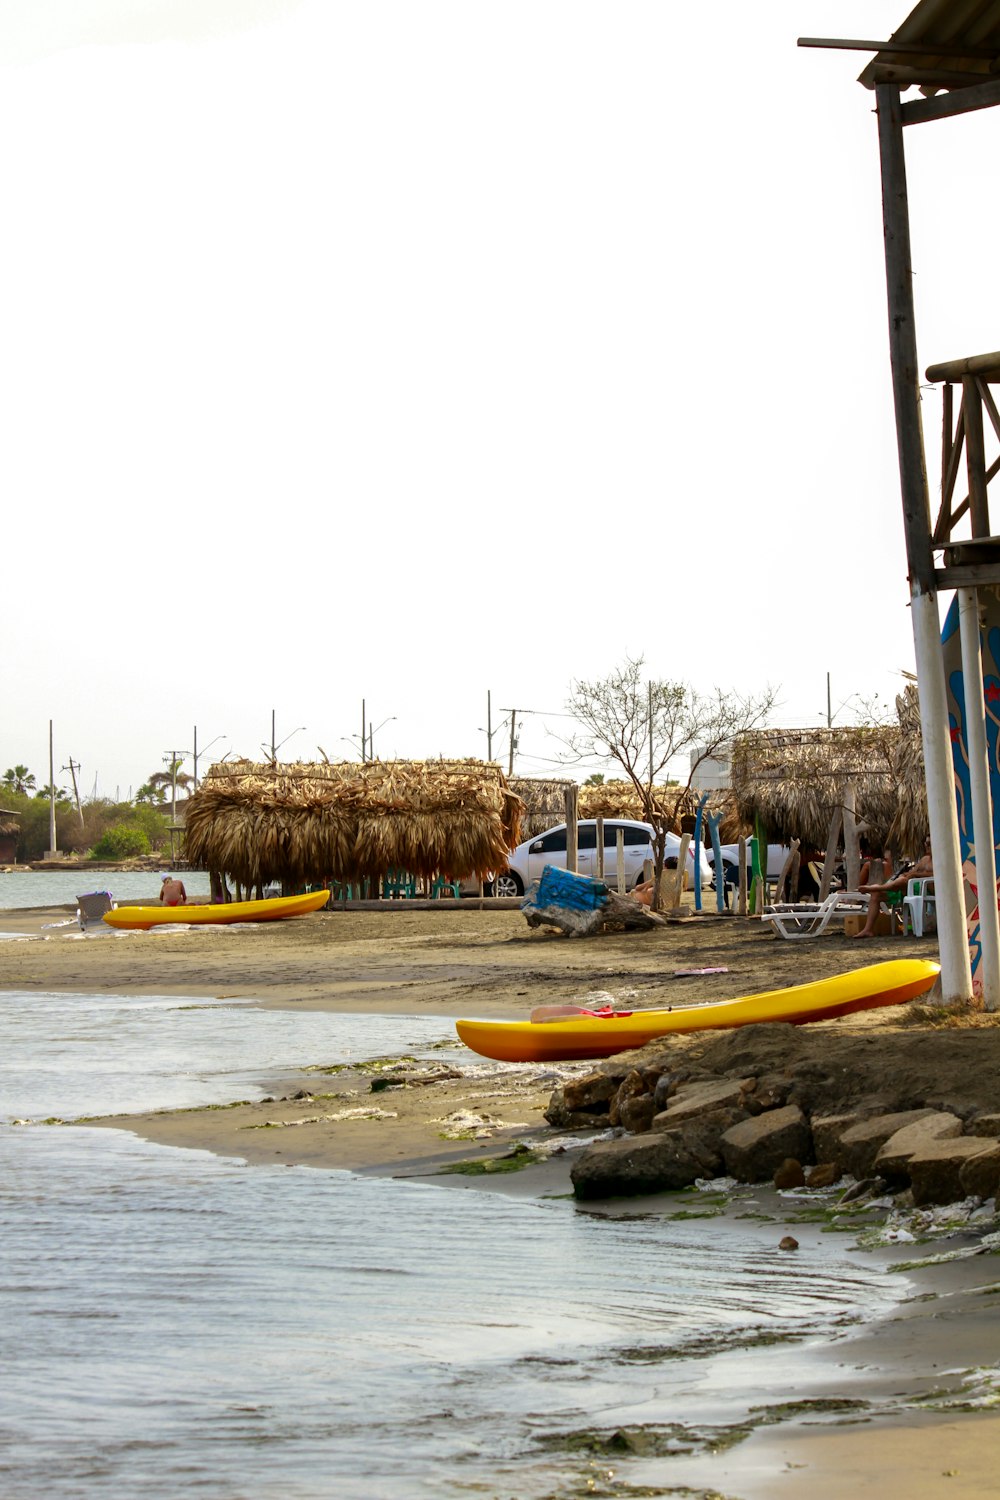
top-left (5, 903), bottom-right (1000, 1495)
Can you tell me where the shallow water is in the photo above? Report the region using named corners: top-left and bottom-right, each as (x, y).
top-left (0, 989), bottom-right (911, 1499)
top-left (0, 869), bottom-right (212, 910)
top-left (0, 989), bottom-right (456, 1122)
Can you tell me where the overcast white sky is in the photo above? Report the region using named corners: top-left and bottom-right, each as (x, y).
top-left (3, 1), bottom-right (996, 799)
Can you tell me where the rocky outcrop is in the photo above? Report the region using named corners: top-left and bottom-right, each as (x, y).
top-left (719, 1106), bottom-right (812, 1183)
top-left (570, 1131), bottom-right (713, 1200)
top-left (550, 1023), bottom-right (1000, 1206)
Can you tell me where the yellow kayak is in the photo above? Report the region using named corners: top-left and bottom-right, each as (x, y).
top-left (455, 959), bottom-right (940, 1063)
top-left (103, 889), bottom-right (330, 930)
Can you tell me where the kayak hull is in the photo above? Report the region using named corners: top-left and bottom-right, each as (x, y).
top-left (103, 889), bottom-right (330, 930)
top-left (455, 959), bottom-right (941, 1063)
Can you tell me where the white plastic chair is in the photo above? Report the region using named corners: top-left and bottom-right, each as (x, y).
top-left (903, 878), bottom-right (936, 937)
top-left (760, 890), bottom-right (869, 940)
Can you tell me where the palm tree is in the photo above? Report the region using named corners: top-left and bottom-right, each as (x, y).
top-left (2, 765), bottom-right (36, 796)
top-left (135, 782), bottom-right (167, 805)
top-left (148, 760), bottom-right (192, 801)
top-left (35, 784), bottom-right (69, 801)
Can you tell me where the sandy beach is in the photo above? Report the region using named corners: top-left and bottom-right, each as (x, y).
top-left (5, 898), bottom-right (1000, 1495)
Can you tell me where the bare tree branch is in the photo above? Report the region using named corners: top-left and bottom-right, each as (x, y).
top-left (565, 658), bottom-right (778, 910)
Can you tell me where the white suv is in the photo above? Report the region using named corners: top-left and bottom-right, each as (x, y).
top-left (490, 819), bottom-right (712, 898)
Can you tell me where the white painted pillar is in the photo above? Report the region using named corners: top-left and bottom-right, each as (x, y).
top-left (958, 588), bottom-right (1000, 1009)
top-left (911, 591), bottom-right (972, 1002)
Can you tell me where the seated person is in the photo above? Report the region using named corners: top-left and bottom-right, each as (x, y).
top-left (853, 838), bottom-right (931, 939)
top-left (159, 875), bottom-right (188, 907)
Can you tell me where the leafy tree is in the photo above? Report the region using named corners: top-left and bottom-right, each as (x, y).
top-left (35, 784), bottom-right (69, 801)
top-left (0, 790), bottom-right (70, 860)
top-left (3, 765), bottom-right (36, 796)
top-left (135, 782), bottom-right (167, 805)
top-left (128, 802), bottom-right (171, 851)
top-left (566, 657), bottom-right (777, 911)
top-left (584, 773), bottom-right (605, 786)
top-left (91, 824), bottom-right (152, 860)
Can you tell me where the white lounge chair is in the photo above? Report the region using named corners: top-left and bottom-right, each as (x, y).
top-left (77, 891), bottom-right (116, 930)
top-left (760, 890), bottom-right (870, 940)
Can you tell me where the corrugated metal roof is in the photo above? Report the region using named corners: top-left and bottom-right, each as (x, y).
top-left (858, 0), bottom-right (1000, 90)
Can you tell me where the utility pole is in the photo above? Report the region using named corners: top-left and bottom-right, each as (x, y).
top-left (271, 709), bottom-right (276, 764)
top-left (827, 672), bottom-right (832, 729)
top-left (487, 690), bottom-right (493, 760)
top-left (46, 719), bottom-right (58, 858)
top-left (648, 682), bottom-right (654, 785)
top-left (507, 708), bottom-right (517, 776)
top-left (62, 757), bottom-right (84, 827)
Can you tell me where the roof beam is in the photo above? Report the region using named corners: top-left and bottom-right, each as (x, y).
top-left (902, 77), bottom-right (1000, 123)
top-left (798, 37), bottom-right (1000, 60)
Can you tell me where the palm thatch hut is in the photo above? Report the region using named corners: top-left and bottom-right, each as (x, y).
top-left (577, 780), bottom-right (694, 828)
top-left (184, 759), bottom-right (523, 891)
top-left (508, 777), bottom-right (577, 839)
top-left (731, 699), bottom-right (927, 857)
top-left (886, 685), bottom-right (928, 855)
top-left (0, 808), bottom-right (20, 864)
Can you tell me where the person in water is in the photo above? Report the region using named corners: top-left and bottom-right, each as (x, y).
top-left (159, 875), bottom-right (187, 907)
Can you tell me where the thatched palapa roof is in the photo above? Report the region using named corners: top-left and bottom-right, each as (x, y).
top-left (731, 701), bottom-right (927, 855)
top-left (184, 759), bottom-right (523, 888)
top-left (508, 777), bottom-right (576, 838)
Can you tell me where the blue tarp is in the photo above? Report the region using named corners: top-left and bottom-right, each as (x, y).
top-left (531, 864), bottom-right (608, 913)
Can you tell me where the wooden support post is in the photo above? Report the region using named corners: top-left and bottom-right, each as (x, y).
top-left (959, 587), bottom-right (1000, 1009)
top-left (843, 782), bottom-right (861, 893)
top-left (737, 837), bottom-right (748, 918)
top-left (616, 829), bottom-right (626, 894)
top-left (693, 793), bottom-right (709, 912)
top-left (775, 838), bottom-right (800, 904)
top-left (876, 82), bottom-right (971, 1003)
top-left (705, 810), bottom-right (726, 914)
top-left (596, 816), bottom-right (605, 879)
top-left (963, 376), bottom-right (991, 537)
top-left (819, 807), bottom-right (843, 901)
top-left (671, 833), bottom-right (691, 910)
top-left (564, 785), bottom-right (578, 875)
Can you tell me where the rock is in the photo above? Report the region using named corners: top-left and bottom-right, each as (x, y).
top-left (720, 1106), bottom-right (812, 1183)
top-left (778, 1235), bottom-right (799, 1251)
top-left (570, 1131), bottom-right (705, 1200)
top-left (544, 1091), bottom-right (612, 1129)
top-left (618, 1094), bottom-right (657, 1134)
top-left (907, 1139), bottom-right (997, 1206)
top-left (743, 1074), bottom-right (790, 1116)
top-left (839, 1176), bottom-right (886, 1203)
top-left (774, 1158), bottom-right (806, 1189)
top-left (671, 1106), bottom-right (749, 1178)
top-left (966, 1113), bottom-right (1000, 1138)
top-left (652, 1071), bottom-right (688, 1112)
top-left (959, 1144), bottom-right (1000, 1199)
top-left (563, 1073), bottom-right (620, 1113)
top-left (652, 1077), bottom-right (754, 1127)
top-left (811, 1113), bottom-right (859, 1162)
top-left (874, 1112), bottom-right (964, 1180)
top-left (836, 1109), bottom-right (938, 1180)
top-left (805, 1162), bottom-right (840, 1189)
top-left (609, 1070), bottom-right (648, 1126)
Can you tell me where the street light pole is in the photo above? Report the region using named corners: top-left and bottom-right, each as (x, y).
top-left (47, 719), bottom-right (58, 858)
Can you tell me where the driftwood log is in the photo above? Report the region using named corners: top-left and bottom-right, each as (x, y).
top-left (524, 888), bottom-right (666, 937)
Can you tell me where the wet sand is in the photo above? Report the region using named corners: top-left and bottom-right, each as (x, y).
top-left (4, 900), bottom-right (1000, 1496)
